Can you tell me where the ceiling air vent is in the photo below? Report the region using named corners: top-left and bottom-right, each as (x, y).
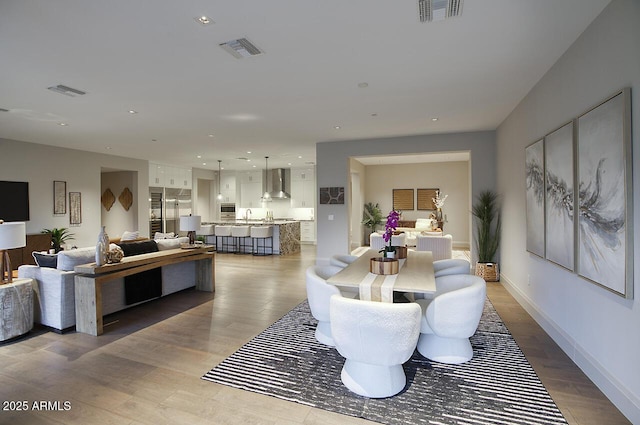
top-left (0, 108), bottom-right (9, 112)
top-left (418, 0), bottom-right (463, 23)
top-left (47, 84), bottom-right (87, 97)
top-left (219, 38), bottom-right (263, 59)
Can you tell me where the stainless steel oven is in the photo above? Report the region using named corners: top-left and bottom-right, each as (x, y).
top-left (220, 203), bottom-right (236, 220)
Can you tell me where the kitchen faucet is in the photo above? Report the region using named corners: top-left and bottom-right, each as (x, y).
top-left (245, 208), bottom-right (252, 222)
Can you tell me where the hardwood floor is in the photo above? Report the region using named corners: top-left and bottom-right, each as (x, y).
top-left (0, 246), bottom-right (630, 424)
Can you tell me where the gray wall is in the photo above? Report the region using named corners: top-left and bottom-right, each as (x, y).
top-left (496, 0), bottom-right (640, 422)
top-left (316, 131), bottom-right (495, 263)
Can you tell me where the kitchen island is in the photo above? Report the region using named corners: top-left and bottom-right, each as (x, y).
top-left (201, 220), bottom-right (301, 255)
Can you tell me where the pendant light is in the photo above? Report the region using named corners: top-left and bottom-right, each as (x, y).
top-left (217, 160), bottom-right (223, 200)
top-left (262, 156), bottom-right (271, 201)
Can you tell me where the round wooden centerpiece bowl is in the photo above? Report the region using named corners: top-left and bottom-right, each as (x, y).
top-left (370, 257), bottom-right (399, 275)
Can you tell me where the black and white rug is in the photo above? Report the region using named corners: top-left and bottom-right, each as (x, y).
top-left (202, 300), bottom-right (567, 425)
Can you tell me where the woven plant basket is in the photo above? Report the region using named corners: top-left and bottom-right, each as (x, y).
top-left (475, 262), bottom-right (499, 282)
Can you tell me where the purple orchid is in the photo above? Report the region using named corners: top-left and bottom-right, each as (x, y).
top-left (381, 210), bottom-right (400, 253)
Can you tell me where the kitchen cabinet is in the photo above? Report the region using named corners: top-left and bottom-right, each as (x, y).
top-left (149, 163), bottom-right (192, 189)
top-left (291, 167), bottom-right (315, 208)
top-left (239, 171), bottom-right (263, 208)
top-left (219, 170), bottom-right (237, 203)
top-left (300, 221), bottom-right (316, 243)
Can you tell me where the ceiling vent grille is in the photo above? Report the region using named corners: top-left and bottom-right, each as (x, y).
top-left (418, 0), bottom-right (463, 23)
top-left (0, 108), bottom-right (9, 112)
top-left (219, 38), bottom-right (263, 59)
top-left (47, 84), bottom-right (87, 97)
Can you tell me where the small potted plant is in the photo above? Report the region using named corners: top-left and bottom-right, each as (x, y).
top-left (41, 227), bottom-right (75, 253)
top-left (471, 190), bottom-right (501, 281)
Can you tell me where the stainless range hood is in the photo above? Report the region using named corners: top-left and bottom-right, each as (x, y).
top-left (264, 168), bottom-right (291, 199)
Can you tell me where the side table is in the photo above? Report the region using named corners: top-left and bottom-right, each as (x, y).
top-left (0, 278), bottom-right (34, 342)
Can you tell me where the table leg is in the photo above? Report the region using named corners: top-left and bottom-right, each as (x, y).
top-left (195, 253), bottom-right (215, 292)
top-left (74, 275), bottom-right (103, 336)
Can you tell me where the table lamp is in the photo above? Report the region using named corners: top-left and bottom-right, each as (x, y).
top-left (0, 220), bottom-right (26, 284)
top-left (179, 215), bottom-right (201, 245)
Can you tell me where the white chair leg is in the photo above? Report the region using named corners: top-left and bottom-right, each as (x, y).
top-left (315, 320), bottom-right (335, 346)
top-left (417, 333), bottom-right (473, 364)
top-left (341, 359), bottom-right (407, 398)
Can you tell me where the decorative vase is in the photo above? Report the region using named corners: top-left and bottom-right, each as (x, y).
top-left (95, 241), bottom-right (104, 266)
top-left (97, 226), bottom-right (109, 265)
top-left (395, 246), bottom-right (408, 259)
top-left (370, 257), bottom-right (399, 275)
top-left (385, 250), bottom-right (396, 259)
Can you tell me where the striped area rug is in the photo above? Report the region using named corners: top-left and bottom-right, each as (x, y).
top-left (202, 300), bottom-right (567, 425)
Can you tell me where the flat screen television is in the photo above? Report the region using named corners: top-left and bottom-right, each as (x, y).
top-left (0, 180), bottom-right (30, 222)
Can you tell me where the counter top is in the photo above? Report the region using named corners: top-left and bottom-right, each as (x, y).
top-left (203, 220), bottom-right (299, 225)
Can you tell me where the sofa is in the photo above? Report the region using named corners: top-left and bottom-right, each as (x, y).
top-left (18, 237), bottom-right (194, 332)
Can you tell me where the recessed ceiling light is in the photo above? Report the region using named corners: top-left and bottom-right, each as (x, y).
top-left (195, 16), bottom-right (214, 25)
top-left (208, 134), bottom-right (214, 138)
top-left (247, 151), bottom-right (252, 154)
top-left (197, 155), bottom-right (202, 159)
top-left (202, 162), bottom-right (207, 166)
top-left (431, 117), bottom-right (438, 122)
top-left (334, 126), bottom-right (341, 130)
top-left (358, 82), bottom-right (369, 88)
top-left (288, 163), bottom-right (292, 166)
top-left (58, 122), bottom-right (68, 126)
top-left (105, 146), bottom-right (112, 150)
top-left (128, 110), bottom-right (137, 114)
top-left (298, 156), bottom-right (302, 159)
top-left (252, 165), bottom-right (256, 168)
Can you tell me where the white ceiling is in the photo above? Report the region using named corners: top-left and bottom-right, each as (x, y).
top-left (0, 1), bottom-right (610, 171)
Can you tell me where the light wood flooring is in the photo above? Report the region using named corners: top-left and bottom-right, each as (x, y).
top-left (0, 246), bottom-right (630, 424)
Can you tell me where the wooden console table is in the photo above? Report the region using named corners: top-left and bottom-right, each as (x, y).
top-left (74, 247), bottom-right (214, 336)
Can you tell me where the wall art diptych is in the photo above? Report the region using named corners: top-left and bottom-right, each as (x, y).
top-left (525, 139), bottom-right (545, 258)
top-left (576, 89), bottom-right (632, 298)
top-left (544, 123), bottom-right (574, 270)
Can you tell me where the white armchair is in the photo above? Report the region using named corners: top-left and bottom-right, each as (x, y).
top-left (330, 295), bottom-right (422, 398)
top-left (415, 274), bottom-right (486, 364)
top-left (369, 233), bottom-right (406, 250)
top-left (415, 233), bottom-right (452, 261)
top-left (305, 265), bottom-right (357, 346)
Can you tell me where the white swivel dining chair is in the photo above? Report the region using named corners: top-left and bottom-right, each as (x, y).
top-left (330, 254), bottom-right (358, 268)
top-left (415, 274), bottom-right (486, 364)
top-left (433, 258), bottom-right (470, 278)
top-left (330, 295), bottom-right (421, 398)
top-left (305, 265), bottom-right (357, 346)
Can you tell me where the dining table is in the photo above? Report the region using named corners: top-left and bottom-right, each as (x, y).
top-left (327, 249), bottom-right (436, 302)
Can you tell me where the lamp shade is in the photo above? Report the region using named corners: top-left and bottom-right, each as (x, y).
top-left (179, 215), bottom-right (201, 232)
top-left (0, 222), bottom-right (26, 250)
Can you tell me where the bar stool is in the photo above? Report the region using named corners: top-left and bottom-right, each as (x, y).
top-left (214, 225), bottom-right (234, 253)
top-left (231, 225), bottom-right (252, 254)
top-left (250, 226), bottom-right (273, 256)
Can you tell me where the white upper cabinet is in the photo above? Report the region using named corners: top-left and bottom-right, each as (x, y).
top-left (291, 167), bottom-right (315, 208)
top-left (149, 163), bottom-right (192, 189)
top-left (219, 170), bottom-right (237, 203)
top-left (239, 171), bottom-right (263, 207)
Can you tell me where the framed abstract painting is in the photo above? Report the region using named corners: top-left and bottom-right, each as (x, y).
top-left (544, 122), bottom-right (574, 270)
top-left (525, 139), bottom-right (544, 258)
top-left (576, 88), bottom-right (632, 298)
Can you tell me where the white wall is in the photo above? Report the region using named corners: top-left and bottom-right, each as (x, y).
top-left (0, 138), bottom-right (149, 248)
top-left (316, 131), bottom-right (495, 263)
top-left (362, 161), bottom-right (470, 248)
top-left (101, 171), bottom-right (138, 240)
top-left (496, 0), bottom-right (639, 422)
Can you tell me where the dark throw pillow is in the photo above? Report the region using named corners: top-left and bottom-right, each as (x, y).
top-left (32, 251), bottom-right (58, 268)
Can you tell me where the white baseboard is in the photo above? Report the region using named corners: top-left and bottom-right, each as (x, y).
top-left (500, 273), bottom-right (639, 424)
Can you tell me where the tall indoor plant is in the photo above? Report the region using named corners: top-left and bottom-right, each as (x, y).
top-left (471, 190), bottom-right (501, 281)
top-left (42, 227), bottom-right (75, 253)
top-left (362, 202), bottom-right (383, 245)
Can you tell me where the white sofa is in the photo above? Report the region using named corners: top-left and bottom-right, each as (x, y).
top-left (18, 237), bottom-right (194, 332)
top-left (416, 233), bottom-right (453, 261)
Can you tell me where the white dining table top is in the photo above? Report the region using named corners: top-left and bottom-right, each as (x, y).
top-left (327, 249), bottom-right (436, 302)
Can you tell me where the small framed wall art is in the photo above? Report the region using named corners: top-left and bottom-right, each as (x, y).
top-left (69, 192), bottom-right (82, 225)
top-left (53, 180), bottom-right (66, 215)
top-left (319, 187), bottom-right (344, 204)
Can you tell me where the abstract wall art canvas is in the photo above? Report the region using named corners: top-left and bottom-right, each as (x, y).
top-left (525, 139), bottom-right (544, 257)
top-left (545, 123), bottom-right (574, 270)
top-left (576, 89), bottom-right (632, 298)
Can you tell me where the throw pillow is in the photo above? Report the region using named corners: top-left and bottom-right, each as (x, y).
top-left (32, 251), bottom-right (58, 268)
top-left (120, 230), bottom-right (140, 241)
top-left (154, 232), bottom-right (175, 240)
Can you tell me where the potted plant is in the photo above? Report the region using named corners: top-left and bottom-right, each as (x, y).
top-left (471, 190), bottom-right (501, 281)
top-left (380, 209), bottom-right (400, 258)
top-left (41, 227), bottom-right (75, 253)
top-left (362, 202), bottom-right (383, 245)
